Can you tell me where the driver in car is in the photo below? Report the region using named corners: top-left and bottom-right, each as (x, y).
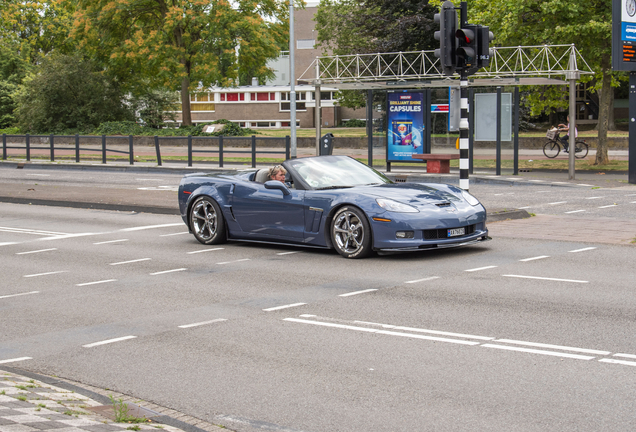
top-left (268, 165), bottom-right (287, 182)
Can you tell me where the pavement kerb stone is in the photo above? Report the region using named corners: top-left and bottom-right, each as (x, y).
top-left (0, 367), bottom-right (228, 432)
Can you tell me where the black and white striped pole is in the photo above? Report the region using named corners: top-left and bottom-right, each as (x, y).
top-left (459, 72), bottom-right (470, 191)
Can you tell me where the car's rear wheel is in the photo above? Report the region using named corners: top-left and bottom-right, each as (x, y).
top-left (331, 206), bottom-right (372, 258)
top-left (190, 196), bottom-right (226, 245)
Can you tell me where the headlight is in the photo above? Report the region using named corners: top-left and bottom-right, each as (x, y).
top-left (376, 198), bottom-right (419, 213)
top-left (461, 190), bottom-right (480, 206)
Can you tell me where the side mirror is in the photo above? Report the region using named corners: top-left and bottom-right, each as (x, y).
top-left (264, 180), bottom-right (291, 196)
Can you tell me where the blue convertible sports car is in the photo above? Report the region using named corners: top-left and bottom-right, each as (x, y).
top-left (178, 155), bottom-right (490, 258)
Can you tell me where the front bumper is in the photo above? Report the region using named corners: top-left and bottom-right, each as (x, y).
top-left (376, 232), bottom-right (491, 252)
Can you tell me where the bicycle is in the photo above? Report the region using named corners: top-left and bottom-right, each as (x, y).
top-left (543, 129), bottom-right (589, 159)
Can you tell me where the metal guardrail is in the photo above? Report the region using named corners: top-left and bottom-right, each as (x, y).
top-left (2, 134), bottom-right (291, 168)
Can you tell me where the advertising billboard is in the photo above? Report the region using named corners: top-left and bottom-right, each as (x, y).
top-left (386, 92), bottom-right (424, 162)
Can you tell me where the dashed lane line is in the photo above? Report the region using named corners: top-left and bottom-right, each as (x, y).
top-left (503, 274), bottom-right (588, 283)
top-left (598, 204), bottom-right (618, 209)
top-left (217, 259), bottom-right (250, 265)
top-left (93, 239), bottom-right (128, 245)
top-left (160, 232), bottom-right (190, 237)
top-left (76, 279), bottom-right (117, 287)
top-left (178, 318), bottom-right (227, 329)
top-left (0, 291), bottom-right (39, 299)
top-left (16, 248), bottom-right (58, 255)
top-left (150, 268), bottom-right (187, 275)
top-left (109, 258), bottom-right (151, 266)
top-left (187, 248), bottom-right (224, 254)
top-left (23, 271), bottom-right (67, 278)
top-left (263, 303), bottom-right (307, 312)
top-left (482, 344), bottom-right (595, 360)
top-left (585, 196), bottom-right (604, 200)
top-left (493, 339), bottom-right (610, 355)
top-left (121, 223), bottom-right (183, 232)
top-left (465, 266), bottom-right (497, 272)
top-left (569, 247), bottom-right (597, 253)
top-left (548, 201), bottom-right (568, 205)
top-left (0, 357), bottom-right (32, 364)
top-left (82, 336), bottom-right (137, 348)
top-left (404, 276), bottom-right (440, 284)
top-left (339, 289), bottom-right (378, 297)
top-left (565, 210), bottom-right (586, 214)
top-left (519, 256), bottom-right (549, 262)
top-left (276, 251), bottom-right (300, 255)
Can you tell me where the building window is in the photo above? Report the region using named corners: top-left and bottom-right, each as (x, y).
top-left (297, 39), bottom-right (315, 50)
top-left (281, 92), bottom-right (306, 101)
top-left (220, 93), bottom-right (245, 102)
top-left (191, 103), bottom-right (215, 112)
top-left (250, 92), bottom-right (276, 101)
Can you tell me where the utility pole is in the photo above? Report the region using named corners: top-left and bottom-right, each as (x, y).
top-left (289, 1), bottom-right (297, 158)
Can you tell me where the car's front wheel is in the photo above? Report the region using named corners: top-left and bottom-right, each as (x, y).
top-left (331, 206), bottom-right (372, 258)
top-left (190, 196), bottom-right (226, 245)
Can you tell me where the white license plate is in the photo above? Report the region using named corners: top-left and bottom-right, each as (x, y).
top-left (447, 227), bottom-right (465, 237)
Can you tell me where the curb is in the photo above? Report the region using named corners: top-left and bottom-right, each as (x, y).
top-left (0, 196), bottom-right (180, 215)
top-left (0, 366), bottom-right (226, 432)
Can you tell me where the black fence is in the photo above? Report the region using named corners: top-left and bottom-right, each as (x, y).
top-left (1, 134), bottom-right (291, 168)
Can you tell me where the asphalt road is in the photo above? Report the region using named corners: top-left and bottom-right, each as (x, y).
top-left (2, 167), bottom-right (636, 431)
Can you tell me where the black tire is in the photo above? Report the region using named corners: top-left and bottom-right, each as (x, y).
top-left (331, 206), bottom-right (372, 259)
top-left (574, 141), bottom-right (589, 159)
top-left (543, 141), bottom-right (560, 158)
top-left (189, 196), bottom-right (226, 245)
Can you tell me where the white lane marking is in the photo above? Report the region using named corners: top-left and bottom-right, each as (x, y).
top-left (503, 274), bottom-right (588, 283)
top-left (598, 204), bottom-right (618, 209)
top-left (76, 279), bottom-right (117, 287)
top-left (178, 318), bottom-right (227, 329)
top-left (160, 232), bottom-right (190, 237)
top-left (284, 318), bottom-right (480, 346)
top-left (26, 174), bottom-right (51, 177)
top-left (24, 271), bottom-right (67, 278)
top-left (614, 353), bottom-right (636, 359)
top-left (0, 357), bottom-right (32, 364)
top-left (0, 242), bottom-right (18, 246)
top-left (494, 339), bottom-right (610, 355)
top-left (94, 239), bottom-right (128, 245)
top-left (339, 289), bottom-right (378, 297)
top-left (277, 251), bottom-right (300, 255)
top-left (187, 248), bottom-right (224, 254)
top-left (465, 266), bottom-right (497, 272)
top-left (548, 201), bottom-right (567, 205)
top-left (109, 258), bottom-right (151, 266)
top-left (517, 206), bottom-right (531, 209)
top-left (569, 247), bottom-right (596, 253)
top-left (482, 344), bottom-right (595, 360)
top-left (121, 223), bottom-right (183, 232)
top-left (577, 184), bottom-right (594, 187)
top-left (405, 276), bottom-right (440, 284)
top-left (40, 233), bottom-right (97, 241)
top-left (16, 248), bottom-right (57, 255)
top-left (585, 196), bottom-right (604, 200)
top-left (519, 255), bottom-right (550, 262)
top-left (631, 201), bottom-right (636, 204)
top-left (135, 178), bottom-right (162, 181)
top-left (263, 303), bottom-right (307, 312)
top-left (551, 182), bottom-right (568, 185)
top-left (150, 268), bottom-right (187, 275)
top-left (217, 259), bottom-right (250, 265)
top-left (565, 210), bottom-right (586, 214)
top-left (0, 291), bottom-right (39, 299)
top-left (599, 358), bottom-right (636, 367)
top-left (137, 186), bottom-right (178, 191)
top-left (299, 314), bottom-right (316, 318)
top-left (353, 320), bottom-right (494, 341)
top-left (0, 226), bottom-right (67, 235)
top-left (82, 336), bottom-right (137, 348)
top-left (626, 194), bottom-right (636, 196)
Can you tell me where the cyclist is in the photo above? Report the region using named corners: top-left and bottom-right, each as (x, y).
top-left (558, 115), bottom-right (577, 153)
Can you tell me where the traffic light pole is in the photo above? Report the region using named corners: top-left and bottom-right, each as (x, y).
top-left (459, 71), bottom-right (470, 191)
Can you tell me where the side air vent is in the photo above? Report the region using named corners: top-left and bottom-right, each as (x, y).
top-left (435, 202), bottom-right (451, 207)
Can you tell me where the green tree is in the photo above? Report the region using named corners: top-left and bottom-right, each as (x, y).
top-left (15, 54), bottom-right (133, 133)
top-left (473, 0), bottom-right (614, 165)
top-left (70, 0), bottom-right (289, 126)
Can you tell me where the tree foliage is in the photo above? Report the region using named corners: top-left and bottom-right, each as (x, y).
top-left (472, 0), bottom-right (614, 164)
top-left (15, 54), bottom-right (133, 133)
top-left (69, 0), bottom-right (289, 126)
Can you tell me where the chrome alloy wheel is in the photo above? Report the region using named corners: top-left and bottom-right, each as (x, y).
top-left (333, 210), bottom-right (365, 254)
top-left (192, 199), bottom-right (218, 241)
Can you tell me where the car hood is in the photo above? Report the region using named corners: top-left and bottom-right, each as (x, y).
top-left (352, 183), bottom-right (467, 207)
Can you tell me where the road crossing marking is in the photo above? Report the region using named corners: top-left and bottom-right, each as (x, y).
top-left (82, 336), bottom-right (137, 348)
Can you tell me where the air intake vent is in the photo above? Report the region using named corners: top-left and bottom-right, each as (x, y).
top-left (435, 202), bottom-right (451, 207)
top-left (423, 225), bottom-right (475, 240)
top-left (394, 176), bottom-right (408, 183)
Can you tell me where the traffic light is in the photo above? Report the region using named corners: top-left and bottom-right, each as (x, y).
top-left (477, 25), bottom-right (495, 69)
top-left (455, 24), bottom-right (479, 74)
top-left (434, 1), bottom-right (457, 76)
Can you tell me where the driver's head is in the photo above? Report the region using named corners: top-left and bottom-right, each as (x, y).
top-left (268, 165), bottom-right (287, 182)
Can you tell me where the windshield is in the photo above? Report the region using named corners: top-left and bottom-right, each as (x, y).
top-left (288, 156), bottom-right (393, 189)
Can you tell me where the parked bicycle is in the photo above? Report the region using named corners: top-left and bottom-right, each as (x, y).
top-left (543, 128), bottom-right (589, 159)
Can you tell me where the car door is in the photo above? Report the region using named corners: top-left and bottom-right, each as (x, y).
top-left (231, 182), bottom-right (305, 240)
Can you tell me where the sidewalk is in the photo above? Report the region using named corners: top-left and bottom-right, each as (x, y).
top-left (0, 368), bottom-right (225, 432)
